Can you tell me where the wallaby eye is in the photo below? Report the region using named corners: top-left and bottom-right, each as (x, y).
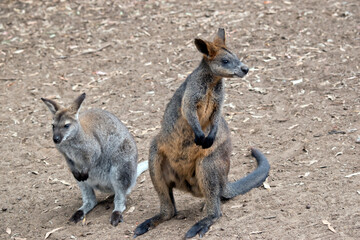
top-left (222, 59), bottom-right (229, 64)
top-left (64, 124), bottom-right (71, 129)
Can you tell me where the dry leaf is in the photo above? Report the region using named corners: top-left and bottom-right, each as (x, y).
top-left (6, 227), bottom-right (11, 235)
top-left (322, 220), bottom-right (336, 233)
top-left (44, 227), bottom-right (63, 239)
top-left (288, 124), bottom-right (299, 130)
top-left (49, 177), bottom-right (71, 186)
top-left (263, 179), bottom-right (271, 191)
top-left (291, 79), bottom-right (303, 85)
top-left (345, 172), bottom-right (360, 178)
top-left (128, 206), bottom-right (135, 213)
top-left (95, 71), bottom-right (107, 76)
top-left (59, 180), bottom-right (71, 186)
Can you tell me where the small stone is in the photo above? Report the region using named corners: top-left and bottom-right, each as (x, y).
top-left (355, 136), bottom-right (360, 144)
top-left (306, 204), bottom-right (311, 209)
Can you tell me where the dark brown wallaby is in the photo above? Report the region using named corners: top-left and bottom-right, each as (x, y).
top-left (134, 28), bottom-right (270, 238)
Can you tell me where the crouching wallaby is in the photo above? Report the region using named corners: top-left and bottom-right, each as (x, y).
top-left (41, 93), bottom-right (148, 226)
top-left (134, 28), bottom-right (270, 238)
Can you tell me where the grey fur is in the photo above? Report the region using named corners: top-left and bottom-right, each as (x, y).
top-left (41, 93), bottom-right (148, 226)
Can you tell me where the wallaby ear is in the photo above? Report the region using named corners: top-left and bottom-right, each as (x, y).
top-left (69, 93), bottom-right (86, 115)
top-left (213, 28), bottom-right (226, 46)
top-left (195, 38), bottom-right (209, 56)
top-left (195, 38), bottom-right (217, 58)
top-left (41, 97), bottom-right (61, 115)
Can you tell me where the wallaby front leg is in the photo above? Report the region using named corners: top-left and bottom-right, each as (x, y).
top-left (69, 182), bottom-right (97, 223)
top-left (202, 88), bottom-right (223, 149)
top-left (182, 90), bottom-right (205, 146)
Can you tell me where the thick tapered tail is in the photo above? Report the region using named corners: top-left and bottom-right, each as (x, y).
top-left (221, 148), bottom-right (270, 200)
top-left (136, 160), bottom-right (149, 178)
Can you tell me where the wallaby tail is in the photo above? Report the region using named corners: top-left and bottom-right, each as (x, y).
top-left (136, 160), bottom-right (149, 178)
top-left (221, 148), bottom-right (270, 200)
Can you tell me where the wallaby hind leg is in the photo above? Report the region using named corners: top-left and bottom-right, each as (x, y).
top-left (109, 160), bottom-right (136, 226)
top-left (110, 191), bottom-right (126, 226)
top-left (69, 182), bottom-right (97, 223)
top-left (185, 156), bottom-right (222, 239)
top-left (134, 143), bottom-right (176, 237)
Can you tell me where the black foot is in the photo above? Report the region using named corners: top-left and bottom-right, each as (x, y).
top-left (110, 211), bottom-right (123, 226)
top-left (185, 219), bottom-right (212, 239)
top-left (69, 210), bottom-right (84, 223)
top-left (134, 218), bottom-right (152, 238)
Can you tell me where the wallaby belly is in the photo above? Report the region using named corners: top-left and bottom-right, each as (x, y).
top-left (158, 118), bottom-right (214, 197)
top-left (86, 168), bottom-right (114, 193)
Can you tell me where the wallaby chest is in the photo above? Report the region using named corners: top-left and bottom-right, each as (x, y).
top-left (197, 89), bottom-right (216, 127)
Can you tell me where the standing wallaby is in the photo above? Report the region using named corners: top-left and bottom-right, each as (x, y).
top-left (41, 93), bottom-right (148, 226)
top-left (134, 29), bottom-right (270, 238)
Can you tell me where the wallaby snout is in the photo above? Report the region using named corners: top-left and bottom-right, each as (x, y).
top-left (235, 64), bottom-right (249, 78)
top-left (53, 134), bottom-right (62, 144)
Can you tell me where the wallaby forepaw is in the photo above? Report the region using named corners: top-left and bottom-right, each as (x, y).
top-left (69, 210), bottom-right (84, 223)
top-left (194, 133), bottom-right (205, 146)
top-left (110, 211), bottom-right (123, 226)
top-left (72, 170), bottom-right (89, 182)
top-left (201, 136), bottom-right (214, 149)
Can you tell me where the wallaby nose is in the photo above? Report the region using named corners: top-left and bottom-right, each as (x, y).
top-left (53, 135), bottom-right (61, 144)
top-left (241, 65), bottom-right (249, 74)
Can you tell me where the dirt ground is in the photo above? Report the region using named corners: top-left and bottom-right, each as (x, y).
top-left (1, 0), bottom-right (359, 239)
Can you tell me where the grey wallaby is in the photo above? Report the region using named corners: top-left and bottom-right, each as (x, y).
top-left (134, 28), bottom-right (270, 238)
top-left (41, 93), bottom-right (148, 226)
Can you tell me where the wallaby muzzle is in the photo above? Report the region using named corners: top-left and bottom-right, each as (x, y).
top-left (234, 64), bottom-right (249, 78)
top-left (53, 134), bottom-right (62, 144)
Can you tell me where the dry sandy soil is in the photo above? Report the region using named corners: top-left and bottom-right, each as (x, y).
top-left (1, 0), bottom-right (359, 239)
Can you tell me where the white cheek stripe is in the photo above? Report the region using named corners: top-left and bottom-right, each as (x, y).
top-left (62, 131), bottom-right (70, 141)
